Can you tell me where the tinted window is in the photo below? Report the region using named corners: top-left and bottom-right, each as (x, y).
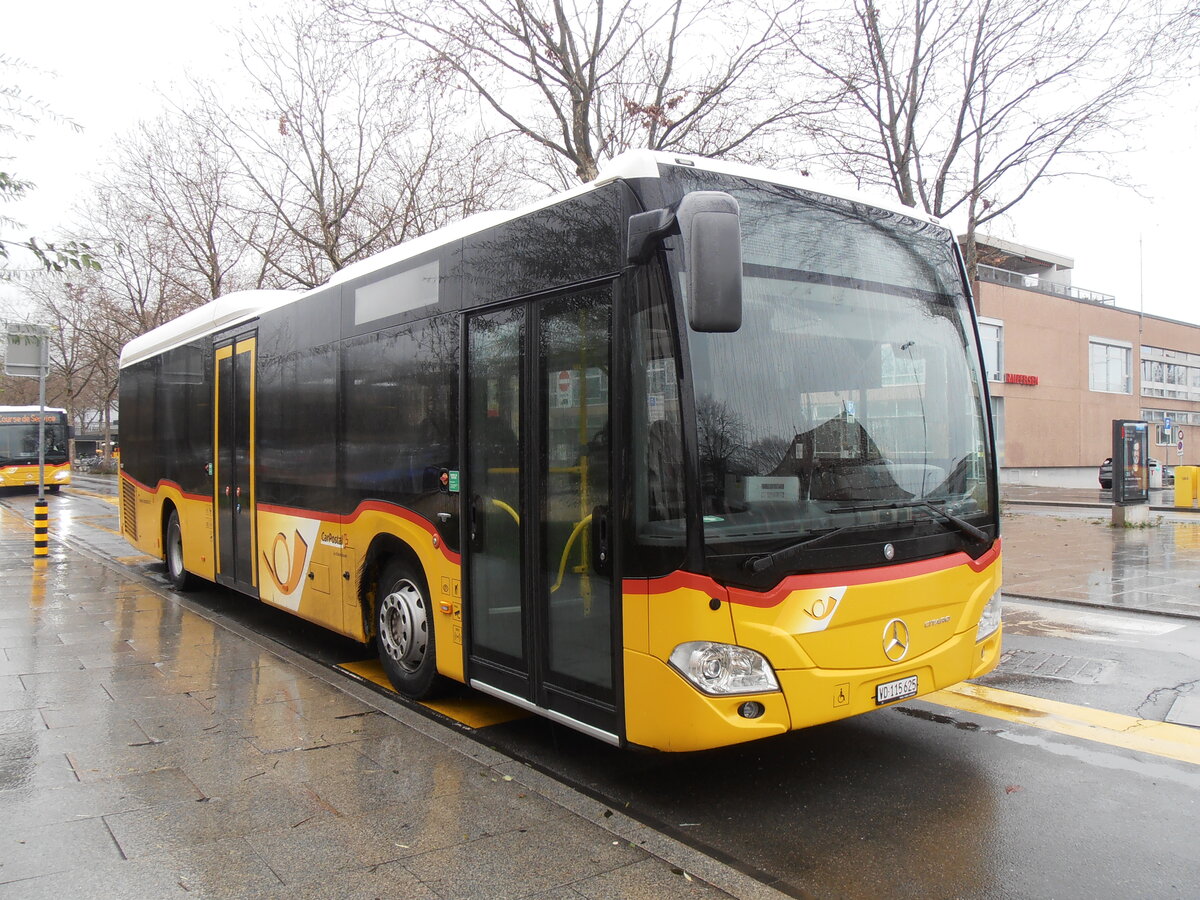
top-left (119, 359), bottom-right (160, 487)
top-left (157, 341), bottom-right (211, 495)
top-left (257, 343), bottom-right (339, 511)
top-left (463, 186), bottom-right (621, 305)
top-left (341, 315), bottom-right (460, 547)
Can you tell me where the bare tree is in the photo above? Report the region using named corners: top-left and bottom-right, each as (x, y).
top-left (184, 11), bottom-right (511, 289)
top-left (104, 114), bottom-right (270, 301)
top-left (793, 0), bottom-right (1194, 272)
top-left (330, 0), bottom-right (805, 186)
top-left (38, 184), bottom-right (210, 442)
top-left (19, 279), bottom-right (92, 424)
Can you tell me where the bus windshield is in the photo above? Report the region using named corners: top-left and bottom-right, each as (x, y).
top-left (667, 172), bottom-right (994, 577)
top-left (0, 413), bottom-right (69, 466)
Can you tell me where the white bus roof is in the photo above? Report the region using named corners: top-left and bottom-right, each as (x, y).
top-left (0, 406), bottom-right (68, 415)
top-left (120, 290), bottom-right (300, 368)
top-left (120, 151), bottom-right (943, 368)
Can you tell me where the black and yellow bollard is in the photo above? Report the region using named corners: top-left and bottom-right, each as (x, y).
top-left (33, 498), bottom-right (49, 559)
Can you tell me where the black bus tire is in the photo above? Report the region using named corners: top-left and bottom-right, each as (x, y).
top-left (375, 558), bottom-right (443, 699)
top-left (165, 509), bottom-right (198, 591)
top-left (47, 484), bottom-right (61, 493)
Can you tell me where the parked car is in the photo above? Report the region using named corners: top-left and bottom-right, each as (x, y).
top-left (1099, 456), bottom-right (1170, 490)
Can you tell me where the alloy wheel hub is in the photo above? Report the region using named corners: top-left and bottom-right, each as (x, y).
top-left (379, 580), bottom-right (428, 672)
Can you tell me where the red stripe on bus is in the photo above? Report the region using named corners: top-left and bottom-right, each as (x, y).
top-left (630, 541), bottom-right (1001, 609)
top-left (119, 472), bottom-right (211, 504)
top-left (255, 498), bottom-right (462, 565)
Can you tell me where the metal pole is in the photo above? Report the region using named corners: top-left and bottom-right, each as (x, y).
top-left (34, 333), bottom-right (49, 560)
top-left (37, 334), bottom-right (46, 501)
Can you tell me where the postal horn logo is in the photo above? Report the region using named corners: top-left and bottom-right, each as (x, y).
top-left (264, 530), bottom-right (308, 594)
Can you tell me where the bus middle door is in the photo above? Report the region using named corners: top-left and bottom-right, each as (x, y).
top-left (214, 329), bottom-right (259, 595)
top-left (464, 286), bottom-right (618, 742)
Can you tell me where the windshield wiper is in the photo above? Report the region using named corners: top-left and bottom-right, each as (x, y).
top-left (832, 499), bottom-right (989, 544)
top-left (744, 521), bottom-right (884, 574)
top-left (743, 500), bottom-right (990, 575)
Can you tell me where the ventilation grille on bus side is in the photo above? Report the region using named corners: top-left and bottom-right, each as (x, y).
top-left (121, 479), bottom-right (137, 541)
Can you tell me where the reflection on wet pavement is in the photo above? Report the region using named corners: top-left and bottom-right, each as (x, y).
top-left (1001, 509), bottom-right (1200, 618)
top-left (0, 504), bottom-right (738, 899)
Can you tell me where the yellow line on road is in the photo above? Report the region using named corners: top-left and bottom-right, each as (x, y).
top-left (66, 487), bottom-right (118, 505)
top-left (336, 659), bottom-right (530, 728)
top-left (927, 682), bottom-right (1200, 766)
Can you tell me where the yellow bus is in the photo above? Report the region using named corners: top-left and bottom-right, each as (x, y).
top-left (118, 152), bottom-right (1001, 751)
top-left (0, 406), bottom-right (71, 491)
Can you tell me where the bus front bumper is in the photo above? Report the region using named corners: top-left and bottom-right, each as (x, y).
top-left (624, 626), bottom-right (1002, 752)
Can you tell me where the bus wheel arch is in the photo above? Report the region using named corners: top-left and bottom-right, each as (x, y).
top-left (365, 538), bottom-right (444, 699)
top-left (162, 504), bottom-right (197, 592)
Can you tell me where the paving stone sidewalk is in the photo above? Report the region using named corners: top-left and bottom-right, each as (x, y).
top-left (0, 505), bottom-right (782, 899)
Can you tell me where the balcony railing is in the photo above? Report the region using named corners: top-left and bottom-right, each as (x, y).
top-left (977, 264), bottom-right (1115, 305)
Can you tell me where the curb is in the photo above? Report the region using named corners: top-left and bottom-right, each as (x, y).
top-left (1004, 592), bottom-right (1200, 623)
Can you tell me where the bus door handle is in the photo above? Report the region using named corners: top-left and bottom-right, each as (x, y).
top-left (590, 505), bottom-right (611, 575)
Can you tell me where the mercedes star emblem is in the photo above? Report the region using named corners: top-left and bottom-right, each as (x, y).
top-left (882, 618), bottom-right (910, 662)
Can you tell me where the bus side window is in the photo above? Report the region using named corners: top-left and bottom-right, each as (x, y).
top-left (630, 268), bottom-right (688, 572)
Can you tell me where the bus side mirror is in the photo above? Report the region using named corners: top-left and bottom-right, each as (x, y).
top-left (626, 191), bottom-right (742, 332)
top-left (677, 191), bottom-right (742, 333)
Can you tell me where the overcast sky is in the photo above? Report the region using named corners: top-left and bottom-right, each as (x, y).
top-left (5, 0), bottom-right (1198, 324)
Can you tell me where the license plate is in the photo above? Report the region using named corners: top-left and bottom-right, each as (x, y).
top-left (876, 675), bottom-right (918, 705)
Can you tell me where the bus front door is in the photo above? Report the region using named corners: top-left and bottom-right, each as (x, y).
top-left (214, 331), bottom-right (258, 594)
top-left (464, 288), bottom-right (618, 741)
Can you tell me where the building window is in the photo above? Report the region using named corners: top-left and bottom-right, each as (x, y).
top-left (1140, 352), bottom-right (1200, 400)
top-left (978, 318), bottom-right (1003, 382)
top-left (1090, 338), bottom-right (1131, 394)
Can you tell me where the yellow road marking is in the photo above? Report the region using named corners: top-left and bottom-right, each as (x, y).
top-left (75, 518), bottom-right (124, 537)
top-left (927, 682), bottom-right (1200, 766)
top-left (336, 659), bottom-right (530, 728)
top-left (115, 555), bottom-right (158, 565)
top-left (67, 487), bottom-right (118, 505)
top-left (338, 659), bottom-right (396, 690)
top-left (420, 695), bottom-right (532, 728)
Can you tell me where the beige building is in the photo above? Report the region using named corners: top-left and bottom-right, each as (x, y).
top-left (972, 235), bottom-right (1200, 488)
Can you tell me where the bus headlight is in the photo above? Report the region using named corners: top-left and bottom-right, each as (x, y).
top-left (976, 590), bottom-right (1002, 642)
top-left (669, 641), bottom-right (780, 695)
top-left (53, 469), bottom-right (69, 481)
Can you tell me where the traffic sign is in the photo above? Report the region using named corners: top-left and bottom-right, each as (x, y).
top-left (1179, 431), bottom-right (1185, 458)
top-left (4, 324), bottom-right (49, 378)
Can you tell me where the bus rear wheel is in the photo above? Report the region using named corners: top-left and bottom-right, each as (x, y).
top-left (165, 510), bottom-right (197, 591)
top-left (376, 558), bottom-right (443, 699)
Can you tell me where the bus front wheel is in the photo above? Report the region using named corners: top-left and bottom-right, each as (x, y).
top-left (376, 559), bottom-right (443, 699)
top-left (165, 510), bottom-right (197, 592)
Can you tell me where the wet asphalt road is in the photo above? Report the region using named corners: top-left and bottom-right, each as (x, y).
top-left (5, 481), bottom-right (1200, 899)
